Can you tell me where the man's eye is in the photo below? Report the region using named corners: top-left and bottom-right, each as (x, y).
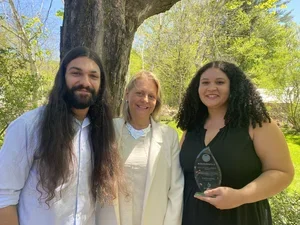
top-left (90, 74), bottom-right (99, 79)
top-left (72, 72), bottom-right (80, 76)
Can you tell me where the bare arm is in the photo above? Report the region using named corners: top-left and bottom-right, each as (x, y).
top-left (0, 206), bottom-right (19, 225)
top-left (239, 120), bottom-right (294, 203)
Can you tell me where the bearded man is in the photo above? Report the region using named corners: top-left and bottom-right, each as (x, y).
top-left (0, 47), bottom-right (124, 225)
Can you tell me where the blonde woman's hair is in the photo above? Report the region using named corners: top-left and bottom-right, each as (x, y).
top-left (121, 71), bottom-right (162, 122)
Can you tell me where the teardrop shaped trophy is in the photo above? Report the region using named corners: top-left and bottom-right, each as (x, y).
top-left (194, 146), bottom-right (222, 196)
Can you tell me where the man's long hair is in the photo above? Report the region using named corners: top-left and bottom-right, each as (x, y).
top-left (176, 61), bottom-right (270, 130)
top-left (36, 46), bottom-right (124, 205)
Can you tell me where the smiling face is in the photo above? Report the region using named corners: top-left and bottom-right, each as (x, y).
top-left (198, 68), bottom-right (230, 110)
top-left (65, 56), bottom-right (101, 109)
top-left (125, 77), bottom-right (158, 124)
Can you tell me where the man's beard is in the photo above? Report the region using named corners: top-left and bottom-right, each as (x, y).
top-left (65, 85), bottom-right (98, 109)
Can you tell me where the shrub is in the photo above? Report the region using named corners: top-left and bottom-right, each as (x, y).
top-left (270, 190), bottom-right (300, 225)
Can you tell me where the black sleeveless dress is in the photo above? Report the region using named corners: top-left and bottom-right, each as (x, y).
top-left (180, 125), bottom-right (272, 225)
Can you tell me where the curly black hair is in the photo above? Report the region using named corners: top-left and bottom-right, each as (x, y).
top-left (176, 61), bottom-right (270, 130)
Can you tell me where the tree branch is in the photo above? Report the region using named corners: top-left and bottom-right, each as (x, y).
top-left (0, 24), bottom-right (26, 43)
top-left (43, 0), bottom-right (53, 26)
top-left (0, 123), bottom-right (9, 137)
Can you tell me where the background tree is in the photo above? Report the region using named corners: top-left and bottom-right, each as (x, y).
top-left (0, 0), bottom-right (58, 145)
top-left (133, 0), bottom-right (300, 117)
top-left (267, 24), bottom-right (300, 131)
top-left (60, 0), bottom-right (181, 116)
top-left (135, 1), bottom-right (198, 106)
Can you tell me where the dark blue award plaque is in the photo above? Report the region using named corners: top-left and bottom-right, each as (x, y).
top-left (194, 146), bottom-right (222, 196)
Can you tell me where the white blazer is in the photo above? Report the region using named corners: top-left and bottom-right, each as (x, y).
top-left (96, 118), bottom-right (183, 225)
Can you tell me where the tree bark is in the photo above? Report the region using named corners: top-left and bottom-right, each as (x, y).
top-left (61, 0), bottom-right (180, 116)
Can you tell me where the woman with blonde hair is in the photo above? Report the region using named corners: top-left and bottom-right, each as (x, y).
top-left (97, 71), bottom-right (183, 225)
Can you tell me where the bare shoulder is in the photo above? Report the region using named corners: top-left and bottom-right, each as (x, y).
top-left (252, 119), bottom-right (293, 171)
top-left (252, 119), bottom-right (283, 139)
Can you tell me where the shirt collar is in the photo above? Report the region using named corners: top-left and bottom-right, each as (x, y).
top-left (125, 122), bottom-right (151, 139)
top-left (74, 117), bottom-right (91, 128)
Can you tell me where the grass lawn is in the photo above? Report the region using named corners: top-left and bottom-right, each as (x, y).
top-left (285, 132), bottom-right (300, 192)
top-left (164, 120), bottom-right (300, 193)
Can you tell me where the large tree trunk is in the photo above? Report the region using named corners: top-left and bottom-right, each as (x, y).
top-left (60, 0), bottom-right (180, 116)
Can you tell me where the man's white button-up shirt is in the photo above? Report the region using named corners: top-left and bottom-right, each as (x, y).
top-left (0, 107), bottom-right (96, 225)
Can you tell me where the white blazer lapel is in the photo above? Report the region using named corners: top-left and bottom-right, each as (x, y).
top-left (142, 118), bottom-right (163, 216)
top-left (113, 194), bottom-right (121, 225)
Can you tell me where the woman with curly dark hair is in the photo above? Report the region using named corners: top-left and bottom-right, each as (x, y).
top-left (176, 61), bottom-right (294, 225)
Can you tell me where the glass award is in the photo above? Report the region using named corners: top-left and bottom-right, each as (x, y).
top-left (194, 146), bottom-right (222, 196)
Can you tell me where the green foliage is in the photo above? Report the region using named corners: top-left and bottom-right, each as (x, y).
top-left (135, 3), bottom-right (198, 106)
top-left (19, 15), bottom-right (50, 62)
top-left (133, 0), bottom-right (299, 110)
top-left (0, 50), bottom-right (57, 147)
top-left (56, 9), bottom-right (64, 20)
top-left (0, 48), bottom-right (40, 145)
top-left (129, 49), bottom-right (143, 77)
top-left (0, 1), bottom-right (59, 147)
top-left (265, 24), bottom-right (300, 131)
top-left (270, 190), bottom-right (300, 225)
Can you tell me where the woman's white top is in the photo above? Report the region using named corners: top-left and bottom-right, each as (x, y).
top-left (119, 122), bottom-right (152, 225)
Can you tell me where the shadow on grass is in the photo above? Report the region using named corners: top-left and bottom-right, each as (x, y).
top-left (283, 128), bottom-right (300, 146)
top-left (285, 135), bottom-right (300, 146)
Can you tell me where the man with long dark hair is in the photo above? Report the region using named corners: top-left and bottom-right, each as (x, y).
top-left (0, 47), bottom-right (125, 225)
